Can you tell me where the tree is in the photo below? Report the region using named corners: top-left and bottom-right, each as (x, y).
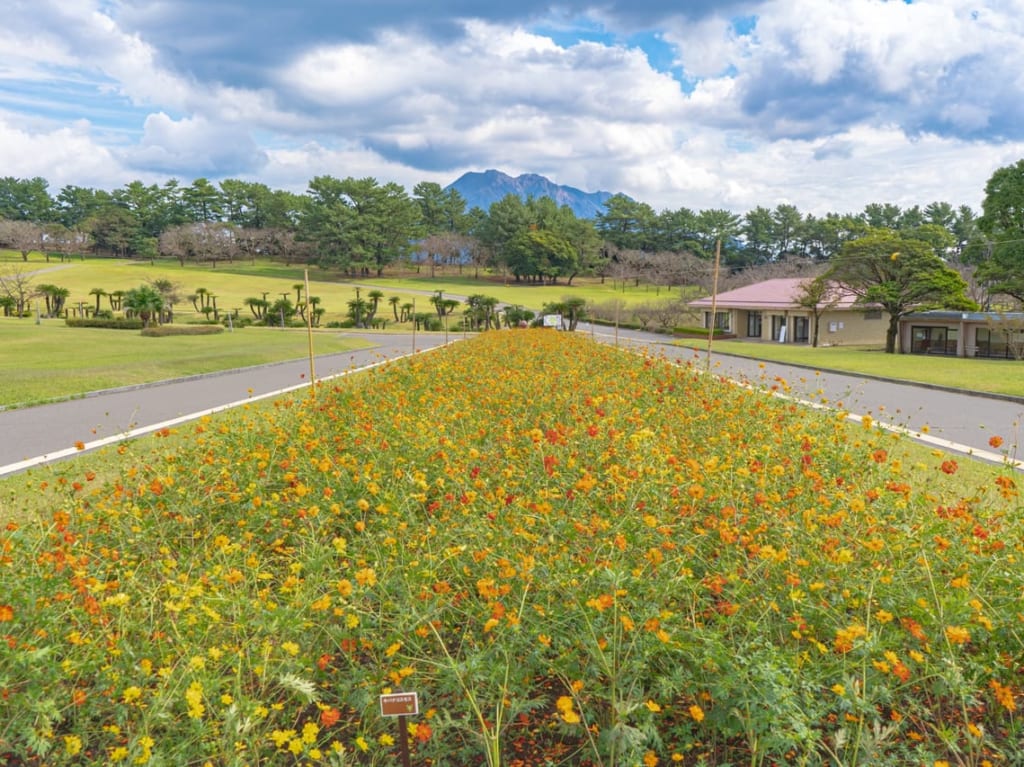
top-left (302, 176), bottom-right (418, 275)
top-left (826, 229), bottom-right (976, 353)
top-left (89, 287), bottom-right (107, 314)
top-left (37, 283), bottom-right (70, 317)
top-left (595, 194), bottom-right (656, 251)
top-left (0, 266), bottom-right (38, 315)
top-left (414, 181), bottom-right (468, 234)
top-left (123, 285), bottom-right (165, 327)
top-left (504, 229), bottom-right (579, 283)
top-left (86, 206), bottom-right (141, 257)
top-left (794, 275), bottom-right (843, 348)
top-left (0, 220), bottom-right (44, 261)
top-left (0, 177), bottom-right (53, 221)
top-left (976, 159), bottom-right (1024, 303)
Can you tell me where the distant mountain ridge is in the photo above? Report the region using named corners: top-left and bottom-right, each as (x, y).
top-left (445, 169), bottom-right (618, 219)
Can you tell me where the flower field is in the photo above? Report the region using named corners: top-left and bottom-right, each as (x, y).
top-left (1, 330), bottom-right (1021, 766)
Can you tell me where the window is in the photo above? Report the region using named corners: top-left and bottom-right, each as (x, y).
top-left (746, 311), bottom-right (762, 338)
top-left (911, 326), bottom-right (957, 355)
top-left (706, 311), bottom-right (730, 331)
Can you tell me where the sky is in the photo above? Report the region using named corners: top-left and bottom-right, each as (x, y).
top-left (2, 0), bottom-right (1024, 217)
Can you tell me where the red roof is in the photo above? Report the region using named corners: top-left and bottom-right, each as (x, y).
top-left (689, 278), bottom-right (860, 310)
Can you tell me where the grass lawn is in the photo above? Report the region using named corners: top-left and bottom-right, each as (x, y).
top-left (0, 319), bottom-right (373, 408)
top-left (1, 252), bottom-right (674, 327)
top-left (677, 338), bottom-right (1024, 398)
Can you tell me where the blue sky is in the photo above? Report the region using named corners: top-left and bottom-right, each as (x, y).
top-left (2, 0), bottom-right (1023, 215)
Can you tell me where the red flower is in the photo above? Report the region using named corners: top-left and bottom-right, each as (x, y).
top-left (940, 460), bottom-right (959, 475)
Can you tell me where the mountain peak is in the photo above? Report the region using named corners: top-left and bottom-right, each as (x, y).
top-left (445, 170), bottom-right (618, 219)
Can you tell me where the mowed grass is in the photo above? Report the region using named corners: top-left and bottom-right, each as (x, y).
top-left (679, 339), bottom-right (1024, 398)
top-left (0, 319), bottom-right (372, 408)
top-left (1, 252), bottom-right (669, 328)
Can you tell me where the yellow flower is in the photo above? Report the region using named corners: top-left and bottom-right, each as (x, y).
top-left (281, 641), bottom-right (300, 656)
top-left (945, 625), bottom-right (971, 645)
top-left (643, 751), bottom-right (659, 767)
top-left (185, 681), bottom-right (205, 719)
top-left (831, 684), bottom-right (846, 696)
top-left (122, 686), bottom-right (143, 704)
top-left (64, 735), bottom-right (83, 756)
top-left (270, 729), bottom-right (296, 748)
top-left (645, 700), bottom-right (661, 712)
top-left (556, 695), bottom-right (581, 724)
top-left (689, 704), bottom-right (705, 722)
top-left (355, 736), bottom-right (369, 752)
top-left (302, 721), bottom-right (319, 744)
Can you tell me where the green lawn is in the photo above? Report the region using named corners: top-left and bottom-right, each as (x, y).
top-left (677, 338), bottom-right (1024, 398)
top-left (1, 253), bottom-right (673, 327)
top-left (0, 320), bottom-right (372, 408)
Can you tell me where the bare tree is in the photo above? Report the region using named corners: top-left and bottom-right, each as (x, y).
top-left (0, 266), bottom-right (38, 315)
top-left (0, 220), bottom-right (44, 261)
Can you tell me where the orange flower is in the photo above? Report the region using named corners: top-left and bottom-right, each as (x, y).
top-left (320, 706), bottom-right (341, 728)
top-left (0, 605), bottom-right (12, 621)
top-left (989, 435), bottom-right (1004, 449)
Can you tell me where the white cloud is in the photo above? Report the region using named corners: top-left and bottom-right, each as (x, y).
top-left (121, 113), bottom-right (267, 175)
top-left (0, 115), bottom-right (129, 190)
top-left (2, 0), bottom-right (1024, 219)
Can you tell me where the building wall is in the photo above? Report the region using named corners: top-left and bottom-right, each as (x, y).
top-left (817, 309), bottom-right (889, 346)
top-left (703, 307), bottom-right (888, 345)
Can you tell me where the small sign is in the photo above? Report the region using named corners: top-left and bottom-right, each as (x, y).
top-left (380, 692), bottom-right (419, 717)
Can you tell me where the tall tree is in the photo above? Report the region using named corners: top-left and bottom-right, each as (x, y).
top-left (976, 159), bottom-right (1024, 303)
top-left (596, 194), bottom-right (656, 251)
top-left (826, 229), bottom-right (976, 353)
top-left (182, 178), bottom-right (224, 222)
top-left (0, 177), bottom-right (53, 221)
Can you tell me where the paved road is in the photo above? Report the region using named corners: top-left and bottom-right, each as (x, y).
top-left (582, 324), bottom-right (1024, 469)
top-left (2, 327), bottom-right (1022, 479)
top-left (0, 333), bottom-right (448, 476)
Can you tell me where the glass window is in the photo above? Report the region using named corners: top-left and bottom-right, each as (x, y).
top-left (747, 311), bottom-right (762, 337)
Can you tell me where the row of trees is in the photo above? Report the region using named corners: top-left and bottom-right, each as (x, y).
top-left (3, 161), bottom-right (1024, 307)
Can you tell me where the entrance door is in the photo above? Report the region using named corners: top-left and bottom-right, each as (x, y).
top-left (792, 317), bottom-right (809, 343)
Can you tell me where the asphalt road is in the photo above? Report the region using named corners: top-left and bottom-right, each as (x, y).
top-left (589, 324), bottom-right (1024, 468)
top-left (0, 333), bottom-right (448, 476)
top-left (1, 328), bottom-right (1022, 480)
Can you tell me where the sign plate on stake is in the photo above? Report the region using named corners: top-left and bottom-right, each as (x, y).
top-left (380, 692), bottom-right (419, 717)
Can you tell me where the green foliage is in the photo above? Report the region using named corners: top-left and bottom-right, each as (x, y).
top-left (64, 317), bottom-right (144, 330)
top-left (977, 159), bottom-right (1024, 301)
top-left (827, 229), bottom-right (976, 352)
top-left (140, 324), bottom-right (225, 337)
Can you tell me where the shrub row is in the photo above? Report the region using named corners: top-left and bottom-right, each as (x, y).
top-left (64, 317), bottom-right (144, 330)
top-left (140, 324), bottom-right (225, 337)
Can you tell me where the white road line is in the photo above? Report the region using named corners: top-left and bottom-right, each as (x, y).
top-left (0, 354), bottom-right (409, 478)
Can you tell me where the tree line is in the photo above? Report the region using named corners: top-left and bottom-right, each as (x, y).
top-left (1, 163), bottom-right (1023, 309)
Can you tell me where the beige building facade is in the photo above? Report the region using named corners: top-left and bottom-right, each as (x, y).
top-left (689, 278), bottom-right (889, 346)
